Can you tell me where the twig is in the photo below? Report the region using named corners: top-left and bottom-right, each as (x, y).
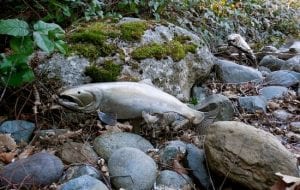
top-left (21, 0), bottom-right (41, 19)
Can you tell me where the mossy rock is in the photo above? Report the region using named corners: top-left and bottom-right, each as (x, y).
top-left (119, 21), bottom-right (148, 41)
top-left (85, 61), bottom-right (121, 82)
top-left (131, 40), bottom-right (198, 61)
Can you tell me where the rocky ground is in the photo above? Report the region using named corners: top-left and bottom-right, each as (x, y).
top-left (0, 17), bottom-right (299, 190)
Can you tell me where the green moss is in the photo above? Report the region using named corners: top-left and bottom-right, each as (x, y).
top-left (184, 43), bottom-right (198, 54)
top-left (131, 43), bottom-right (168, 60)
top-left (131, 40), bottom-right (198, 61)
top-left (119, 21), bottom-right (148, 41)
top-left (69, 22), bottom-right (120, 45)
top-left (173, 35), bottom-right (192, 43)
top-left (85, 60), bottom-right (121, 82)
top-left (168, 41), bottom-right (186, 61)
top-left (68, 43), bottom-right (100, 59)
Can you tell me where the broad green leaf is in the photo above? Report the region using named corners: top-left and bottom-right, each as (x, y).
top-left (0, 19), bottom-right (29, 36)
top-left (3, 67), bottom-right (34, 87)
top-left (7, 54), bottom-right (29, 66)
top-left (33, 20), bottom-right (64, 35)
top-left (48, 28), bottom-right (65, 40)
top-left (33, 32), bottom-right (55, 53)
top-left (10, 37), bottom-right (34, 56)
top-left (22, 69), bottom-right (35, 83)
top-left (54, 40), bottom-right (67, 54)
top-left (0, 58), bottom-right (12, 72)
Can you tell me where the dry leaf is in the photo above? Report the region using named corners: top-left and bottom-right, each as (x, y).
top-left (0, 151), bottom-right (17, 163)
top-left (271, 173), bottom-right (300, 190)
top-left (0, 116), bottom-right (8, 123)
top-left (276, 173), bottom-right (300, 184)
top-left (0, 134), bottom-right (17, 151)
top-left (18, 145), bottom-right (34, 159)
top-left (173, 159), bottom-right (188, 174)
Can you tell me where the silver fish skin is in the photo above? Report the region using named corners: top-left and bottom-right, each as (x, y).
top-left (58, 82), bottom-right (204, 124)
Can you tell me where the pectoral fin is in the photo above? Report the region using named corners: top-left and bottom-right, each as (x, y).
top-left (97, 110), bottom-right (117, 126)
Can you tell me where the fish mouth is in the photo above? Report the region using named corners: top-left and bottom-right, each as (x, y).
top-left (58, 95), bottom-right (84, 108)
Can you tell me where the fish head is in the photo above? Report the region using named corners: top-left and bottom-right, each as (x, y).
top-left (58, 86), bottom-right (102, 113)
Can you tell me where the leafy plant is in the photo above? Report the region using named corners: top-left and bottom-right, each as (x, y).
top-left (0, 19), bottom-right (66, 87)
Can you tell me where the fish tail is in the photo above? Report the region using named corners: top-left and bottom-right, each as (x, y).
top-left (199, 106), bottom-right (220, 127)
top-left (191, 110), bottom-right (205, 125)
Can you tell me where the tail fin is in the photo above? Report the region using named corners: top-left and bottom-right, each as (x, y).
top-left (198, 103), bottom-right (219, 128)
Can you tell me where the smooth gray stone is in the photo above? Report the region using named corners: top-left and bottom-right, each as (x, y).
top-left (238, 96), bottom-right (267, 113)
top-left (60, 175), bottom-right (109, 190)
top-left (264, 70), bottom-right (299, 87)
top-left (259, 86), bottom-right (289, 100)
top-left (215, 59), bottom-right (263, 83)
top-left (159, 140), bottom-right (187, 167)
top-left (59, 165), bottom-right (102, 184)
top-left (290, 122), bottom-right (300, 134)
top-left (156, 170), bottom-right (193, 189)
top-left (191, 86), bottom-right (208, 103)
top-left (196, 94), bottom-right (235, 121)
top-left (108, 147), bottom-right (157, 190)
top-left (0, 152), bottom-right (63, 187)
top-left (186, 144), bottom-right (210, 188)
top-left (93, 132), bottom-right (153, 160)
top-left (0, 120), bottom-right (35, 143)
top-left (273, 110), bottom-right (293, 121)
top-left (283, 55), bottom-right (300, 72)
top-left (259, 55), bottom-right (286, 71)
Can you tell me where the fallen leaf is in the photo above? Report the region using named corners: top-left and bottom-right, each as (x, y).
top-left (0, 151), bottom-right (17, 164)
top-left (18, 145), bottom-right (34, 159)
top-left (0, 134), bottom-right (17, 151)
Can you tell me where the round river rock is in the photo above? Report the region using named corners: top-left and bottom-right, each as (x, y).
top-left (204, 121), bottom-right (298, 190)
top-left (0, 152), bottom-right (63, 187)
top-left (93, 132), bottom-right (153, 160)
top-left (108, 147), bottom-right (157, 190)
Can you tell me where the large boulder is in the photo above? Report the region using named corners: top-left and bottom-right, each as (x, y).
top-left (204, 121), bottom-right (298, 190)
top-left (121, 20), bottom-right (216, 101)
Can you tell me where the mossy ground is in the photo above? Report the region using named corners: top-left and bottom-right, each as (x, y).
top-left (131, 40), bottom-right (197, 61)
top-left (84, 60), bottom-right (121, 82)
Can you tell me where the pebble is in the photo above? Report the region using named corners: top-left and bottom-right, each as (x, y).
top-left (93, 132), bottom-right (153, 160)
top-left (196, 94), bottom-right (235, 121)
top-left (259, 86), bottom-right (289, 100)
top-left (264, 70), bottom-right (299, 87)
top-left (191, 86), bottom-right (208, 103)
top-left (59, 141), bottom-right (99, 164)
top-left (238, 96), bottom-right (267, 113)
top-left (186, 144), bottom-right (210, 188)
top-left (215, 59), bottom-right (263, 83)
top-left (0, 120), bottom-right (35, 143)
top-left (108, 147), bottom-right (157, 190)
top-left (156, 170), bottom-right (193, 190)
top-left (273, 110), bottom-right (293, 121)
top-left (259, 55), bottom-right (286, 71)
top-left (290, 122), bottom-right (300, 134)
top-left (159, 140), bottom-right (187, 167)
top-left (60, 175), bottom-right (109, 190)
top-left (59, 164), bottom-right (102, 184)
top-left (0, 152), bottom-right (63, 187)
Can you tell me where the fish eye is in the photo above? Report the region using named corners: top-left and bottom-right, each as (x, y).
top-left (77, 91), bottom-right (81, 94)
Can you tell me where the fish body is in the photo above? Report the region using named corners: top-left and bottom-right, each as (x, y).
top-left (58, 82), bottom-right (204, 124)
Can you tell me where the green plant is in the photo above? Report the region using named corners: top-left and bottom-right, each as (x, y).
top-left (0, 19), bottom-right (66, 87)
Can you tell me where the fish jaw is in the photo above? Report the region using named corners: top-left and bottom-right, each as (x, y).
top-left (58, 87), bottom-right (102, 113)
